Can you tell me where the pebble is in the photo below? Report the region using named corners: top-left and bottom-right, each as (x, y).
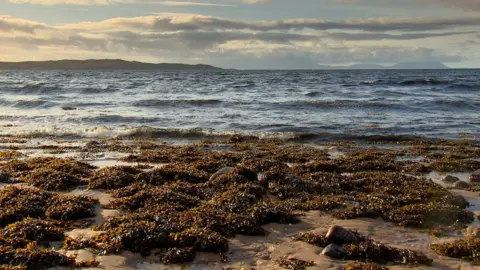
top-left (442, 175), bottom-right (460, 184)
top-left (321, 244), bottom-right (348, 259)
top-left (326, 225), bottom-right (359, 245)
top-left (453, 180), bottom-right (471, 189)
top-left (470, 169), bottom-right (480, 184)
top-left (209, 167), bottom-right (234, 182)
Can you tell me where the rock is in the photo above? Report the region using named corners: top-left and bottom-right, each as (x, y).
top-left (466, 226), bottom-right (480, 239)
top-left (453, 180), bottom-right (471, 189)
top-left (209, 167), bottom-right (234, 182)
top-left (442, 175), bottom-right (460, 184)
top-left (257, 172), bottom-right (267, 185)
top-left (321, 244), bottom-right (348, 259)
top-left (61, 106), bottom-right (77, 111)
top-left (0, 172), bottom-right (10, 183)
top-left (470, 169), bottom-right (480, 184)
top-left (325, 225), bottom-right (359, 245)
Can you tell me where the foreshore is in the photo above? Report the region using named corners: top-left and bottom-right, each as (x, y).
top-left (0, 135), bottom-right (479, 269)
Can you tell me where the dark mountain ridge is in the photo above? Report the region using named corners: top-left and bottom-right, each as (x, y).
top-left (0, 59), bottom-right (221, 70)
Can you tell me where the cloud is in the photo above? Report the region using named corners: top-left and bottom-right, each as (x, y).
top-left (59, 13), bottom-right (480, 33)
top-left (8, 0), bottom-right (243, 5)
top-left (326, 31), bottom-right (476, 41)
top-left (8, 0), bottom-right (110, 5)
top-left (241, 0), bottom-right (271, 4)
top-left (158, 1), bottom-right (235, 7)
top-left (419, 0), bottom-right (480, 10)
top-left (0, 15), bottom-right (48, 33)
top-left (0, 13), bottom-right (475, 67)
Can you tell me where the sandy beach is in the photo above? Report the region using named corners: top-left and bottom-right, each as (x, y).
top-left (0, 135), bottom-right (479, 270)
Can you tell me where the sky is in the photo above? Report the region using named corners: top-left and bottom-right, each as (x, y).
top-left (0, 0), bottom-right (479, 69)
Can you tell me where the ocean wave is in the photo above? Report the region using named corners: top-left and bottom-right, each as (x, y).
top-left (0, 125), bottom-right (437, 143)
top-left (399, 78), bottom-right (451, 86)
top-left (132, 99), bottom-right (223, 107)
top-left (290, 100), bottom-right (396, 109)
top-left (80, 86), bottom-right (119, 94)
top-left (0, 98), bottom-right (55, 108)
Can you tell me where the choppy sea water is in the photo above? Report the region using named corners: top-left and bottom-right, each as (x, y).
top-left (0, 69), bottom-right (479, 140)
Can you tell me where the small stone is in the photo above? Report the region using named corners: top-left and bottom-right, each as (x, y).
top-left (470, 169), bottom-right (480, 184)
top-left (209, 167), bottom-right (234, 182)
top-left (453, 180), bottom-right (471, 189)
top-left (466, 226), bottom-right (480, 239)
top-left (321, 244), bottom-right (348, 259)
top-left (442, 175), bottom-right (460, 184)
top-left (0, 172), bottom-right (10, 183)
top-left (326, 225), bottom-right (359, 245)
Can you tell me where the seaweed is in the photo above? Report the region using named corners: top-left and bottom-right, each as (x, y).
top-left (431, 236), bottom-right (480, 264)
top-left (296, 229), bottom-right (432, 266)
top-left (0, 157), bottom-right (94, 191)
top-left (0, 186), bottom-right (97, 227)
top-left (88, 166), bottom-right (141, 190)
top-left (0, 218), bottom-right (65, 244)
top-left (345, 262), bottom-right (389, 270)
top-left (277, 256), bottom-right (315, 270)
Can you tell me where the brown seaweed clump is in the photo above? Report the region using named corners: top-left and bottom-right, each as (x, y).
top-left (0, 218), bottom-right (65, 245)
top-left (0, 157), bottom-right (95, 191)
top-left (276, 256), bottom-right (315, 270)
top-left (0, 151), bottom-right (23, 161)
top-left (296, 230), bottom-right (432, 267)
top-left (0, 186), bottom-right (98, 227)
top-left (430, 236), bottom-right (480, 265)
top-left (344, 262), bottom-right (390, 270)
top-left (88, 166), bottom-right (142, 190)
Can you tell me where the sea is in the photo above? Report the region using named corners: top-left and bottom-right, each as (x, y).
top-left (0, 69), bottom-right (479, 141)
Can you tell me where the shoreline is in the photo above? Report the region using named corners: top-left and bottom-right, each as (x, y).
top-left (0, 135), bottom-right (479, 269)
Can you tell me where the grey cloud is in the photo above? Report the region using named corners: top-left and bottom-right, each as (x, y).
top-left (419, 0), bottom-right (480, 10)
top-left (93, 15), bottom-right (480, 33)
top-left (326, 31), bottom-right (476, 40)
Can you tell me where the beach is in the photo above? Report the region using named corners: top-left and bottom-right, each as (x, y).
top-left (0, 135), bottom-right (479, 269)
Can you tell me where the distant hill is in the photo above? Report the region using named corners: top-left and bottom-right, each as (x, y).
top-left (321, 61), bottom-right (450, 70)
top-left (0, 59), bottom-right (221, 70)
top-left (390, 62), bottom-right (449, 69)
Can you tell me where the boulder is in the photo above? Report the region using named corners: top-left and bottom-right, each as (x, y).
top-left (470, 169), bottom-right (480, 184)
top-left (326, 225), bottom-right (359, 245)
top-left (321, 244), bottom-right (348, 259)
top-left (442, 175), bottom-right (460, 184)
top-left (209, 167), bottom-right (234, 182)
top-left (453, 180), bottom-right (471, 189)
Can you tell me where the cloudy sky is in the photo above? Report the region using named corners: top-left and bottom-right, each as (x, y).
top-left (1, 0), bottom-right (479, 68)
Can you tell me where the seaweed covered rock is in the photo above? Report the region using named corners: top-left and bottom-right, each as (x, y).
top-left (106, 186), bottom-right (200, 211)
top-left (88, 166), bottom-right (141, 190)
top-left (276, 256), bottom-right (315, 270)
top-left (431, 236), bottom-right (480, 264)
top-left (0, 186), bottom-right (98, 227)
top-left (136, 164), bottom-right (209, 185)
top-left (0, 218), bottom-right (65, 244)
top-left (296, 228), bottom-right (432, 267)
top-left (22, 169), bottom-right (85, 191)
top-left (0, 246), bottom-right (76, 270)
top-left (0, 157), bottom-right (94, 191)
top-left (345, 262), bottom-right (390, 270)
